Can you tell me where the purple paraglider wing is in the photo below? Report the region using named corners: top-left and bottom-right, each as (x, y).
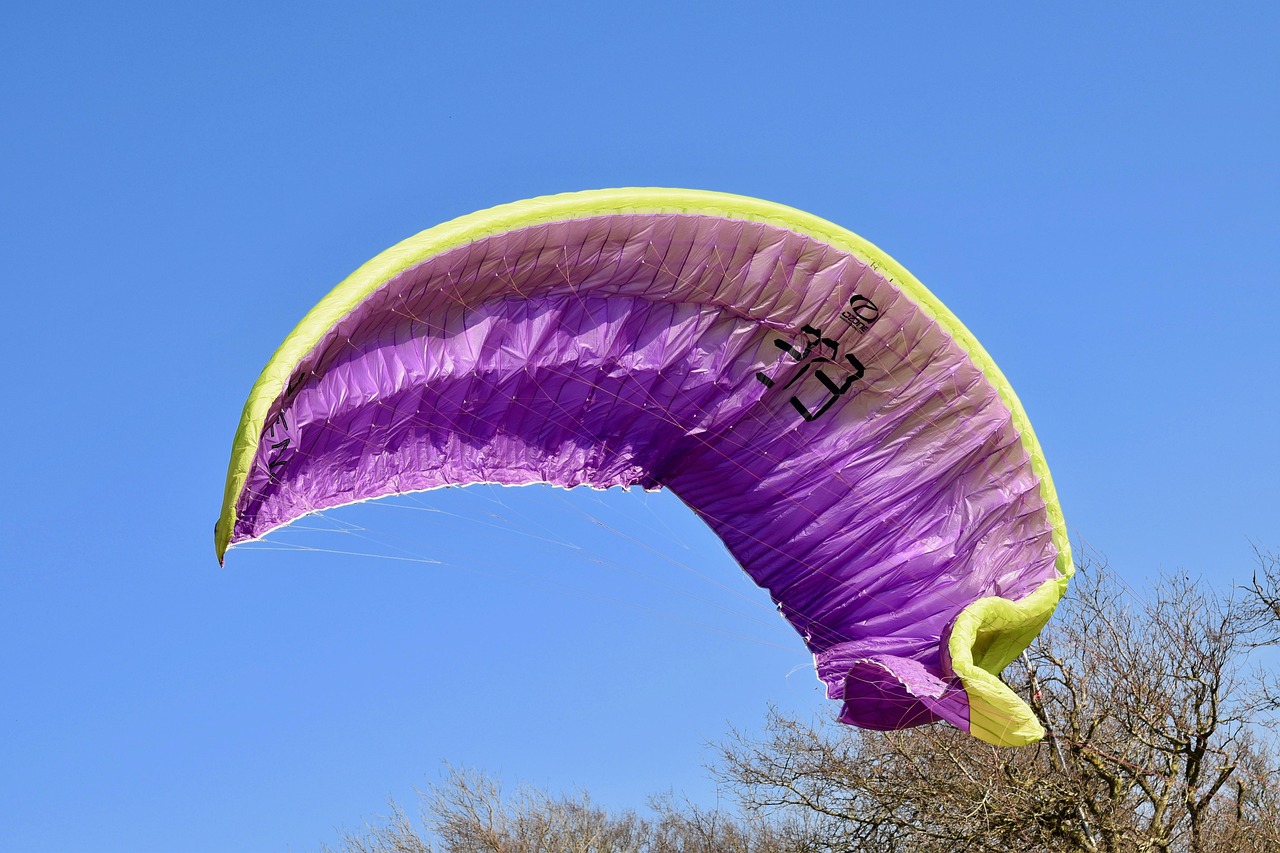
top-left (215, 188), bottom-right (1072, 746)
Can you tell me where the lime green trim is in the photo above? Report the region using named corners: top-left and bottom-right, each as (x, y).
top-left (945, 575), bottom-right (1069, 745)
top-left (215, 190), bottom-right (1073, 745)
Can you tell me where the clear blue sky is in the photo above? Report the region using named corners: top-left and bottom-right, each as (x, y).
top-left (3, 3), bottom-right (1277, 851)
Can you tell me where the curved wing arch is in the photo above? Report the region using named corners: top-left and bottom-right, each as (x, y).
top-left (215, 188), bottom-right (1072, 746)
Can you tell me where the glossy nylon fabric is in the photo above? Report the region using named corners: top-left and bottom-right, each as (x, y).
top-left (216, 190), bottom-right (1071, 746)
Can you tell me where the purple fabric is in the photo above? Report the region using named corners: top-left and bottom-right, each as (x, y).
top-left (233, 214), bottom-right (1060, 732)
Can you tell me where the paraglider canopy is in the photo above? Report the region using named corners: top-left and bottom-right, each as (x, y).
top-left (216, 188), bottom-right (1071, 746)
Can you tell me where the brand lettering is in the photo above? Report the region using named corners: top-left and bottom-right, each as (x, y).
top-left (839, 294), bottom-right (880, 334)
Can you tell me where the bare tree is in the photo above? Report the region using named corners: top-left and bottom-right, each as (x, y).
top-left (326, 763), bottom-right (803, 853)
top-left (1247, 548), bottom-right (1280, 626)
top-left (328, 554), bottom-right (1280, 853)
top-left (1246, 547), bottom-right (1280, 655)
top-left (716, 558), bottom-right (1280, 853)
top-left (1244, 546), bottom-right (1280, 731)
